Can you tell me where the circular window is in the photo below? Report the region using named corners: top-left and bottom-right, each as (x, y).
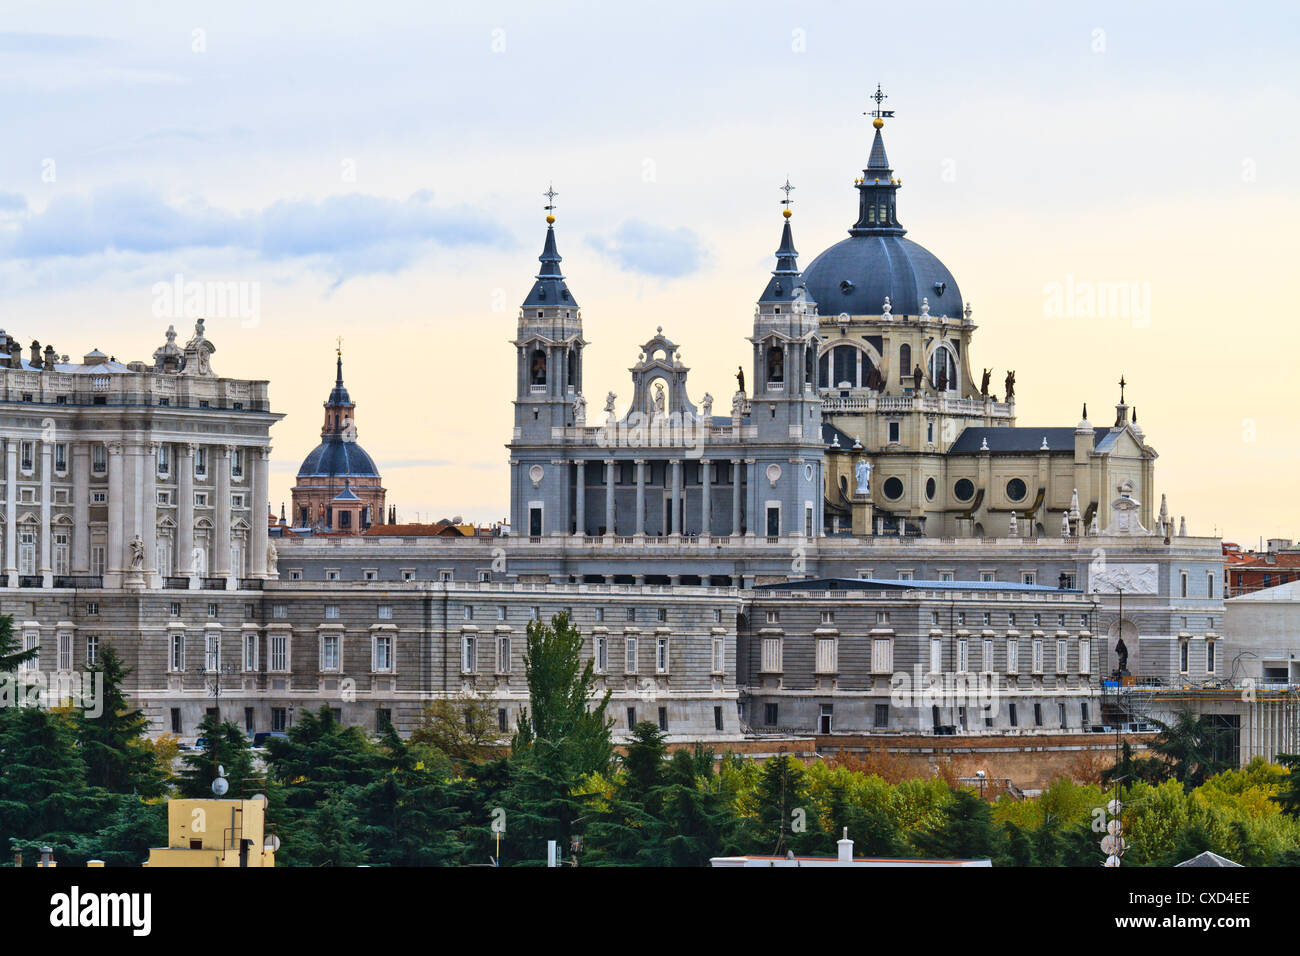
top-left (954, 478), bottom-right (975, 502)
top-left (804, 463), bottom-right (814, 482)
top-left (1006, 478), bottom-right (1027, 502)
top-left (882, 477), bottom-right (904, 500)
top-left (925, 477), bottom-right (936, 500)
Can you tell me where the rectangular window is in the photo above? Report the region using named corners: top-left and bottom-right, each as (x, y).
top-left (245, 707), bottom-right (256, 734)
top-left (657, 707), bottom-right (668, 732)
top-left (269, 632), bottom-right (288, 671)
top-left (170, 632), bottom-right (185, 672)
top-left (1032, 639), bottom-right (1044, 674)
top-left (461, 635), bottom-right (477, 674)
top-left (1079, 638), bottom-right (1091, 674)
top-left (714, 706), bottom-right (723, 732)
top-left (626, 707), bottom-right (637, 728)
top-left (1022, 572), bottom-right (1036, 586)
top-left (92, 444), bottom-right (106, 474)
top-left (594, 636), bottom-right (608, 674)
top-left (463, 606), bottom-right (473, 621)
top-left (1057, 639), bottom-right (1068, 674)
top-left (85, 634), bottom-right (99, 666)
top-left (1009, 703), bottom-right (1019, 727)
top-left (1007, 639), bottom-right (1019, 674)
top-left (325, 605), bottom-right (340, 619)
top-left (655, 637), bottom-right (669, 674)
top-left (712, 636), bottom-right (725, 674)
top-left (874, 703), bottom-right (889, 728)
top-left (871, 637), bottom-right (892, 674)
top-left (930, 637), bottom-right (942, 674)
top-left (496, 634), bottom-right (511, 674)
top-left (271, 708), bottom-right (287, 732)
top-left (982, 637), bottom-right (994, 672)
top-left (57, 631), bottom-right (73, 671)
top-left (243, 632), bottom-right (258, 671)
top-left (378, 605), bottom-right (393, 620)
top-left (1058, 702), bottom-right (1067, 727)
top-left (171, 708), bottom-right (183, 734)
top-left (374, 634), bottom-right (394, 672)
top-left (1207, 571), bottom-right (1215, 599)
top-left (205, 632), bottom-right (221, 672)
top-left (1179, 641), bottom-right (1189, 674)
top-left (760, 637), bottom-right (782, 673)
top-left (888, 421), bottom-right (900, 443)
top-left (956, 638), bottom-right (968, 673)
top-left (815, 637), bottom-right (837, 674)
top-left (625, 636), bottom-right (638, 674)
top-left (194, 446), bottom-right (207, 477)
top-left (1034, 703), bottom-right (1043, 727)
top-left (54, 443), bottom-right (67, 473)
top-left (1207, 641), bottom-right (1216, 673)
top-left (1180, 571), bottom-right (1188, 598)
top-left (764, 703), bottom-right (779, 726)
top-left (595, 608), bottom-right (605, 623)
top-left (765, 609), bottom-right (780, 624)
top-left (320, 633), bottom-right (340, 671)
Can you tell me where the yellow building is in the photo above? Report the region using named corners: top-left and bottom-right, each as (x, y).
top-left (145, 798), bottom-right (277, 868)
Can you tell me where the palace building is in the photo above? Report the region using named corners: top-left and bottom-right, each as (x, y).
top-left (0, 94), bottom-right (1245, 755)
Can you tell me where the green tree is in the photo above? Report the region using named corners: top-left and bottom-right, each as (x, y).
top-left (1271, 753), bottom-right (1300, 817)
top-left (584, 722), bottom-right (670, 865)
top-left (0, 613), bottom-right (37, 674)
top-left (78, 645), bottom-right (165, 796)
top-left (512, 611), bottom-right (612, 776)
top-left (176, 712), bottom-right (257, 798)
top-left (0, 706), bottom-right (110, 854)
top-left (912, 789), bottom-right (1001, 861)
top-left (744, 755), bottom-right (816, 856)
top-left (1146, 710), bottom-right (1231, 788)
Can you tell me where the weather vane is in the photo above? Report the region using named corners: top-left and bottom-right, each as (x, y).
top-left (865, 83), bottom-right (895, 120)
top-left (779, 177), bottom-right (795, 208)
top-left (1119, 374), bottom-right (1126, 404)
top-left (543, 183), bottom-right (558, 214)
top-left (336, 336), bottom-right (343, 357)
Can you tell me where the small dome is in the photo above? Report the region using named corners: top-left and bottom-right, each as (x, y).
top-left (297, 437), bottom-right (380, 479)
top-left (802, 234), bottom-right (962, 318)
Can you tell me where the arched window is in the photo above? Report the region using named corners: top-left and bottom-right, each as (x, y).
top-left (832, 345), bottom-right (858, 387)
top-left (899, 344), bottom-right (911, 382)
top-left (805, 344), bottom-right (815, 387)
top-left (530, 349), bottom-right (547, 386)
top-left (767, 345), bottom-right (784, 384)
top-left (928, 347), bottom-right (957, 391)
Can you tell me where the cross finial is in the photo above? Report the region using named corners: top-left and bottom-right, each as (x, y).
top-left (780, 177), bottom-right (796, 207)
top-left (543, 183), bottom-right (558, 213)
top-left (336, 336), bottom-right (343, 357)
top-left (865, 83), bottom-right (895, 121)
top-left (1118, 374), bottom-right (1126, 404)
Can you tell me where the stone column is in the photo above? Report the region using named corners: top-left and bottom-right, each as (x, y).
top-left (4, 439), bottom-right (16, 587)
top-left (72, 443), bottom-right (90, 573)
top-left (142, 442), bottom-right (158, 587)
top-left (177, 443), bottom-right (194, 579)
top-left (670, 459), bottom-right (682, 537)
top-left (214, 444), bottom-right (232, 577)
top-left (634, 460), bottom-right (646, 536)
top-left (106, 441), bottom-right (125, 581)
top-left (39, 441), bottom-right (52, 585)
top-left (744, 458), bottom-right (758, 537)
top-left (251, 447), bottom-right (270, 577)
top-left (700, 459), bottom-right (712, 536)
top-left (574, 460), bottom-right (585, 536)
top-left (731, 458), bottom-right (742, 536)
top-left (604, 459), bottom-right (615, 536)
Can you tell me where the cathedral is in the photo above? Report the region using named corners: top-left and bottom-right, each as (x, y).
top-left (508, 99), bottom-right (1157, 545)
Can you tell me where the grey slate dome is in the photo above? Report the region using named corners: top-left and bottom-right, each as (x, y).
top-left (802, 119), bottom-right (963, 318)
top-left (297, 438), bottom-right (380, 479)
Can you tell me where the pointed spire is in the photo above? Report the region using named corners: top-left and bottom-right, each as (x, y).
top-left (522, 186), bottom-right (578, 309)
top-left (327, 340), bottom-right (352, 406)
top-left (759, 182), bottom-right (814, 307)
top-left (850, 85), bottom-right (904, 237)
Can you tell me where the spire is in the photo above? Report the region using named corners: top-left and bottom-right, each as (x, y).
top-left (327, 339), bottom-right (352, 406)
top-left (850, 84), bottom-right (905, 237)
top-left (522, 184), bottom-right (578, 309)
top-left (759, 180), bottom-right (814, 306)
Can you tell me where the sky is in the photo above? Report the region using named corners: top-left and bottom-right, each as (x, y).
top-left (1, 0), bottom-right (1297, 545)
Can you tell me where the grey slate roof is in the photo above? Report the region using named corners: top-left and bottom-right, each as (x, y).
top-left (802, 234), bottom-right (963, 319)
top-left (756, 577), bottom-right (1078, 594)
top-left (948, 426), bottom-right (1114, 454)
top-left (521, 224), bottom-right (578, 309)
top-left (297, 437), bottom-right (381, 478)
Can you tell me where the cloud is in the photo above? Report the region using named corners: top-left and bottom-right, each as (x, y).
top-left (585, 219), bottom-right (707, 278)
top-left (0, 185), bottom-right (512, 283)
top-left (0, 31), bottom-right (111, 55)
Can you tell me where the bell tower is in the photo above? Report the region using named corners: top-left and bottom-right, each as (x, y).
top-left (746, 188), bottom-right (825, 537)
top-left (509, 188), bottom-right (586, 537)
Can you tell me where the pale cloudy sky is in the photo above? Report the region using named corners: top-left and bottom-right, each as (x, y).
top-left (1, 1), bottom-right (1297, 545)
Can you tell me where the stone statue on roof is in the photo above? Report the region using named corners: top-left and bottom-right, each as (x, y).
top-left (182, 318), bottom-right (216, 377)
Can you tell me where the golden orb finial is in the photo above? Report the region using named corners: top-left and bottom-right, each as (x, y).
top-left (546, 214), bottom-right (555, 224)
top-left (782, 207), bottom-right (792, 219)
top-left (872, 116), bottom-right (884, 130)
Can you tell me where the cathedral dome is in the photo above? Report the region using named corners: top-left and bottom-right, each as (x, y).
top-left (296, 437), bottom-right (380, 479)
top-left (802, 110), bottom-right (963, 318)
top-left (803, 234), bottom-right (962, 318)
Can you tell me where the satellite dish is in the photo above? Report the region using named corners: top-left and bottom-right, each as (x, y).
top-left (250, 793), bottom-right (268, 806)
top-left (1106, 819), bottom-right (1123, 836)
top-left (263, 834), bottom-right (281, 852)
top-left (1107, 798), bottom-right (1122, 815)
top-left (211, 777), bottom-right (229, 796)
top-left (1104, 855), bottom-right (1121, 867)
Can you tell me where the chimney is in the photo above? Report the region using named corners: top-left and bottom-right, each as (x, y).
top-left (837, 827), bottom-right (853, 864)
